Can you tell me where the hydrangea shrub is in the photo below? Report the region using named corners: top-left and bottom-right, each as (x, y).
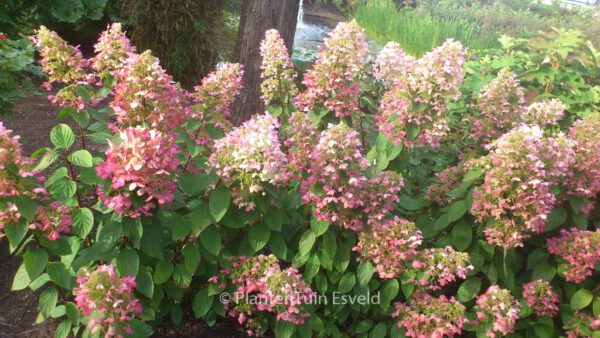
top-left (1, 22), bottom-right (599, 338)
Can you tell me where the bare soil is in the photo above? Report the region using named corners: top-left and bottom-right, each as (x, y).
top-left (0, 94), bottom-right (243, 337)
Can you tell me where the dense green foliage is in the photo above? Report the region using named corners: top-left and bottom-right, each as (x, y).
top-left (0, 35), bottom-right (42, 115)
top-left (354, 0), bottom-right (499, 55)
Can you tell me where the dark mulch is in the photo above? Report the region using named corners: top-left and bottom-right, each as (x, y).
top-left (0, 94), bottom-right (243, 337)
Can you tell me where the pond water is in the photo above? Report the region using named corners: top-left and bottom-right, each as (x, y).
top-left (292, 0), bottom-right (380, 67)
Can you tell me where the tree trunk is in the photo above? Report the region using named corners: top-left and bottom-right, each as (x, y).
top-left (231, 0), bottom-right (300, 125)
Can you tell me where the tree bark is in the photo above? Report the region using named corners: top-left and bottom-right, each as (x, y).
top-left (231, 0), bottom-right (300, 125)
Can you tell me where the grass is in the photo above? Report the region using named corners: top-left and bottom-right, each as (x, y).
top-left (353, 0), bottom-right (500, 55)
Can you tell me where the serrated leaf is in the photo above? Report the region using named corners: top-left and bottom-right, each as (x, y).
top-left (357, 261), bottom-right (374, 286)
top-left (248, 223), bottom-right (270, 251)
top-left (451, 221), bottom-right (472, 251)
top-left (68, 149), bottom-right (93, 167)
top-left (73, 207), bottom-right (94, 238)
top-left (182, 244), bottom-right (201, 274)
top-left (209, 186), bottom-right (230, 221)
top-left (39, 287), bottom-right (58, 318)
top-left (310, 217), bottom-right (329, 236)
top-left (571, 289), bottom-right (593, 310)
top-left (12, 264), bottom-right (31, 290)
top-left (338, 273), bottom-right (356, 293)
top-left (136, 268), bottom-right (154, 298)
top-left (299, 230), bottom-right (316, 257)
top-left (50, 124), bottom-right (75, 149)
top-left (47, 262), bottom-right (73, 289)
top-left (200, 225), bottom-right (221, 255)
top-left (24, 247), bottom-right (48, 280)
top-left (192, 288), bottom-right (213, 318)
top-left (265, 208), bottom-right (285, 231)
top-left (117, 249), bottom-right (140, 276)
top-left (155, 260), bottom-right (174, 285)
top-left (457, 278), bottom-right (481, 302)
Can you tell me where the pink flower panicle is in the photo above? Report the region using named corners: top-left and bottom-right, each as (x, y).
top-left (425, 164), bottom-right (465, 206)
top-left (32, 26), bottom-right (94, 110)
top-left (96, 127), bottom-right (179, 218)
top-left (353, 217), bottom-right (422, 280)
top-left (474, 285), bottom-right (520, 338)
top-left (208, 114), bottom-right (287, 211)
top-left (392, 293), bottom-right (467, 338)
top-left (301, 123), bottom-right (403, 231)
top-left (568, 112), bottom-right (600, 214)
top-left (91, 23), bottom-right (136, 80)
top-left (522, 279), bottom-right (559, 317)
top-left (111, 51), bottom-right (189, 131)
top-left (547, 228), bottom-right (600, 283)
top-left (376, 39), bottom-right (466, 148)
top-left (259, 30), bottom-right (298, 106)
top-left (212, 255), bottom-right (315, 337)
top-left (0, 123), bottom-right (47, 234)
top-left (284, 111), bottom-right (319, 180)
top-left (373, 42), bottom-right (416, 88)
top-left (522, 99), bottom-right (565, 127)
top-left (410, 246), bottom-right (473, 290)
top-left (565, 311), bottom-right (600, 338)
top-left (411, 39), bottom-right (466, 113)
top-left (471, 68), bottom-right (526, 145)
top-left (295, 20), bottom-right (368, 117)
top-left (193, 62), bottom-right (244, 130)
top-left (74, 264), bottom-right (142, 337)
top-left (471, 125), bottom-right (575, 248)
top-left (33, 201), bottom-right (72, 241)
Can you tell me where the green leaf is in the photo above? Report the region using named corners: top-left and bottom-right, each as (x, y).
top-left (593, 296), bottom-right (600, 317)
top-left (33, 148), bottom-right (59, 171)
top-left (370, 323), bottom-right (387, 338)
top-left (12, 264), bottom-right (31, 290)
top-left (178, 173), bottom-right (217, 195)
top-left (447, 200), bottom-right (468, 223)
top-left (338, 273), bottom-right (356, 293)
top-left (24, 248), bottom-right (48, 281)
top-left (299, 230), bottom-right (317, 257)
top-left (136, 268), bottom-right (154, 298)
top-left (15, 195), bottom-right (38, 222)
top-left (531, 264), bottom-right (556, 281)
top-left (50, 124), bottom-right (75, 149)
top-left (304, 254), bottom-right (320, 281)
top-left (265, 208), bottom-right (285, 231)
top-left (73, 207), bottom-right (94, 238)
top-left (269, 232), bottom-right (288, 260)
top-left (334, 241), bottom-right (351, 273)
top-left (140, 221), bottom-right (163, 259)
top-left (274, 320), bottom-right (295, 338)
top-left (192, 288), bottom-right (213, 318)
top-left (68, 149), bottom-right (93, 167)
top-left (571, 289), bottom-right (593, 310)
top-left (173, 264), bottom-right (192, 288)
top-left (546, 206), bottom-right (567, 231)
top-left (451, 221), bottom-right (472, 251)
top-left (182, 244), bottom-right (201, 274)
top-left (249, 223), bottom-right (270, 251)
top-left (209, 186), bottom-right (231, 221)
top-left (355, 319), bottom-right (374, 334)
top-left (380, 279), bottom-right (399, 308)
top-left (310, 217), bottom-right (329, 236)
top-left (47, 262), bottom-right (73, 289)
top-left (357, 261), bottom-right (374, 286)
top-left (54, 320), bottom-right (71, 338)
top-left (39, 287), bottom-right (58, 318)
top-left (155, 260), bottom-right (174, 285)
top-left (457, 278), bottom-right (481, 302)
top-left (200, 225), bottom-right (221, 255)
top-left (117, 249), bottom-right (140, 276)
